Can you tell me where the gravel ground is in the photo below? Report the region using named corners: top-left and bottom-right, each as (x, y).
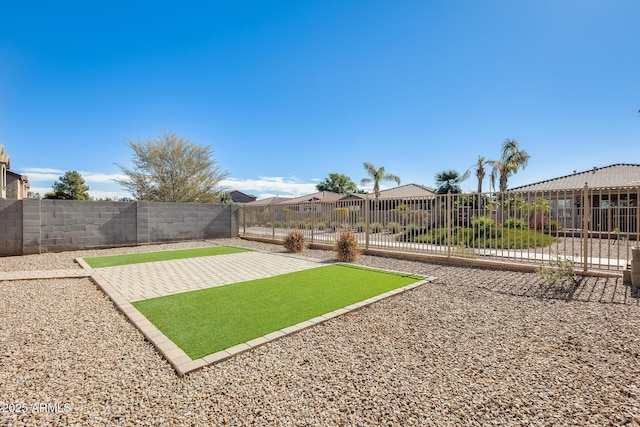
top-left (1, 238), bottom-right (640, 426)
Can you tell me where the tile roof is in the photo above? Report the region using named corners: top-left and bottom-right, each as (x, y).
top-left (277, 191), bottom-right (343, 204)
top-left (377, 183), bottom-right (438, 199)
top-left (245, 196), bottom-right (292, 206)
top-left (509, 164), bottom-right (640, 191)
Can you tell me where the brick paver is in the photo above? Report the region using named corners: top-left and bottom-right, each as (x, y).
top-left (82, 250), bottom-right (434, 376)
top-left (93, 251), bottom-right (329, 302)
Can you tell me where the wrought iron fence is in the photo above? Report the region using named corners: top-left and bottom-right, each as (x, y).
top-left (240, 184), bottom-right (640, 272)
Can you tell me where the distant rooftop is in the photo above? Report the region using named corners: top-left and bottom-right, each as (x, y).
top-left (509, 164), bottom-right (640, 191)
top-left (245, 196), bottom-right (292, 206)
top-left (278, 191), bottom-right (343, 205)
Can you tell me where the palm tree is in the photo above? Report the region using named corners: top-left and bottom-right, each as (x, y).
top-left (488, 139), bottom-right (531, 192)
top-left (462, 155), bottom-right (489, 194)
top-left (434, 169), bottom-right (466, 194)
top-left (361, 162), bottom-right (401, 199)
top-left (462, 155), bottom-right (490, 216)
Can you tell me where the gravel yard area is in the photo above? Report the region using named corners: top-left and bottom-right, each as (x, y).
top-left (1, 238), bottom-right (639, 426)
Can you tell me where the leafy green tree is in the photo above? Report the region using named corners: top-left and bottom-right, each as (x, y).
top-left (45, 170), bottom-right (90, 200)
top-left (434, 169), bottom-right (466, 194)
top-left (316, 173), bottom-right (361, 194)
top-left (488, 139), bottom-right (531, 192)
top-left (360, 162), bottom-right (401, 199)
top-left (116, 132), bottom-right (229, 202)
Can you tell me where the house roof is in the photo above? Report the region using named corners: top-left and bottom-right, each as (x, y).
top-left (7, 170), bottom-right (29, 183)
top-left (278, 191), bottom-right (343, 205)
top-left (509, 164), bottom-right (640, 192)
top-left (377, 183), bottom-right (438, 199)
top-left (245, 196), bottom-right (292, 206)
top-left (0, 144), bottom-right (10, 168)
top-left (229, 190), bottom-right (257, 202)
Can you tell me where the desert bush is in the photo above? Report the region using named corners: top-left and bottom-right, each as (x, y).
top-left (332, 207), bottom-right (349, 223)
top-left (401, 209), bottom-right (430, 228)
top-left (546, 220), bottom-right (560, 232)
top-left (329, 221), bottom-right (343, 231)
top-left (354, 221), bottom-right (366, 232)
top-left (283, 231), bottom-right (307, 253)
top-left (502, 218), bottom-right (528, 230)
top-left (335, 230), bottom-right (361, 262)
top-left (386, 222), bottom-right (402, 234)
top-left (537, 254), bottom-right (578, 288)
top-left (472, 216), bottom-right (501, 238)
top-left (529, 213), bottom-right (550, 231)
top-left (396, 224), bottom-right (424, 242)
top-left (370, 222), bottom-right (384, 233)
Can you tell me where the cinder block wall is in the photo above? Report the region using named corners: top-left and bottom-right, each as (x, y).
top-left (0, 200), bottom-right (23, 256)
top-left (141, 202), bottom-right (239, 244)
top-left (0, 200), bottom-right (239, 256)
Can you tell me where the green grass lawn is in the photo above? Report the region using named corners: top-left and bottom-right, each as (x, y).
top-left (83, 246), bottom-right (253, 268)
top-left (133, 264), bottom-right (424, 359)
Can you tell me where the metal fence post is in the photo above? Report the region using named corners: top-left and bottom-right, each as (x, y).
top-left (242, 204), bottom-right (246, 236)
top-left (365, 195), bottom-right (370, 250)
top-left (271, 205), bottom-right (276, 241)
top-left (311, 201), bottom-right (316, 244)
top-left (582, 182), bottom-right (590, 272)
top-left (446, 191), bottom-right (452, 257)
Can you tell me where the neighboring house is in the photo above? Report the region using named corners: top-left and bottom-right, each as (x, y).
top-left (508, 164), bottom-right (640, 231)
top-left (245, 196), bottom-right (292, 206)
top-left (6, 171), bottom-right (30, 200)
top-left (0, 144), bottom-right (30, 200)
top-left (338, 184), bottom-right (439, 224)
top-left (0, 144), bottom-right (9, 199)
top-left (229, 190), bottom-right (257, 203)
top-left (278, 191), bottom-right (343, 210)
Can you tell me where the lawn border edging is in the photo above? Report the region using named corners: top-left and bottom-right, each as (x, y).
top-left (86, 258), bottom-right (435, 376)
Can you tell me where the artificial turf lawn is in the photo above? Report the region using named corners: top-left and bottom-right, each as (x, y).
top-left (83, 246), bottom-right (252, 268)
top-left (132, 264), bottom-right (424, 359)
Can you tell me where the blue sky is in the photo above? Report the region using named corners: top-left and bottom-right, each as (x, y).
top-left (1, 0), bottom-right (638, 199)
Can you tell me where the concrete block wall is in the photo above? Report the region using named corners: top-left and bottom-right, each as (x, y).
top-left (146, 202), bottom-right (239, 242)
top-left (37, 200), bottom-right (138, 253)
top-left (0, 200), bottom-right (239, 256)
top-left (0, 200), bottom-right (23, 256)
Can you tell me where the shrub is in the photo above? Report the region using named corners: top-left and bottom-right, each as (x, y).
top-left (546, 220), bottom-right (560, 232)
top-left (335, 230), bottom-right (361, 262)
top-left (329, 221), bottom-right (343, 231)
top-left (370, 222), bottom-right (384, 233)
top-left (395, 224), bottom-right (421, 242)
top-left (386, 222), bottom-right (402, 234)
top-left (354, 221), bottom-right (366, 232)
top-left (537, 254), bottom-right (579, 288)
top-left (471, 216), bottom-right (500, 238)
top-left (332, 207), bottom-right (349, 223)
top-left (529, 214), bottom-right (549, 231)
top-left (283, 231), bottom-right (307, 253)
top-left (402, 210), bottom-right (430, 228)
top-left (502, 218), bottom-right (528, 230)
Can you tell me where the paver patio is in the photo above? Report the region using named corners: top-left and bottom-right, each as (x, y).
top-left (90, 251), bottom-right (329, 301)
top-left (79, 249), bottom-right (434, 375)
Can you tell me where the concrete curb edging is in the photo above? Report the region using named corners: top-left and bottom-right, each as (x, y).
top-left (84, 255), bottom-right (436, 376)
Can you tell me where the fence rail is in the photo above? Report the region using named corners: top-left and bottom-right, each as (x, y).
top-left (240, 184), bottom-right (640, 273)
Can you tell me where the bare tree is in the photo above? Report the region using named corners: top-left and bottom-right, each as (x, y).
top-left (116, 132), bottom-right (228, 202)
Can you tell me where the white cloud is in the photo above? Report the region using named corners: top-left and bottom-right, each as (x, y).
top-left (222, 177), bottom-right (317, 199)
top-left (18, 168), bottom-right (127, 184)
top-left (27, 187), bottom-right (132, 200)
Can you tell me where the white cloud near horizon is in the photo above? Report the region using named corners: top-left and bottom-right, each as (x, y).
top-left (22, 168), bottom-right (378, 201)
top-left (222, 176), bottom-right (318, 199)
top-left (18, 168), bottom-right (127, 184)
